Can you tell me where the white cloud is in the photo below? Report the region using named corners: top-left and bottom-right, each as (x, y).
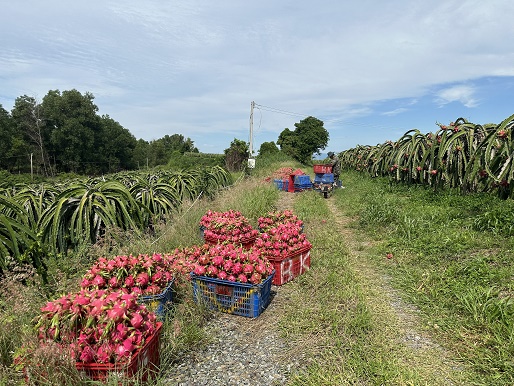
top-left (1, 0), bottom-right (514, 152)
top-left (382, 108), bottom-right (408, 116)
top-left (435, 85), bottom-right (479, 108)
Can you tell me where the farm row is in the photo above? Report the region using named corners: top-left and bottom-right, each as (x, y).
top-left (340, 114), bottom-right (514, 198)
top-left (0, 166), bottom-right (232, 272)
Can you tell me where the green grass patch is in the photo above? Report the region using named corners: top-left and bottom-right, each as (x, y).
top-left (336, 170), bottom-right (514, 385)
top-left (278, 190), bottom-right (437, 385)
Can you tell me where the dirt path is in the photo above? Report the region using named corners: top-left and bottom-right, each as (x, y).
top-left (164, 191), bottom-right (464, 385)
top-left (324, 197), bottom-right (465, 385)
top-left (163, 192), bottom-right (309, 385)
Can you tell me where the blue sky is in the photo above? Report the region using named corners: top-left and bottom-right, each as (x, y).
top-left (1, 1), bottom-right (514, 155)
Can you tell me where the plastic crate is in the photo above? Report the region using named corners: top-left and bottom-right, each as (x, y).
top-left (313, 164), bottom-right (332, 174)
top-left (281, 179), bottom-right (289, 191)
top-left (139, 280), bottom-right (174, 319)
top-left (75, 322), bottom-right (162, 382)
top-left (268, 247), bottom-right (311, 285)
top-left (294, 183), bottom-right (313, 192)
top-left (273, 179), bottom-right (282, 190)
top-left (314, 173), bottom-right (334, 184)
top-left (294, 175), bottom-right (311, 185)
top-left (190, 272), bottom-right (275, 318)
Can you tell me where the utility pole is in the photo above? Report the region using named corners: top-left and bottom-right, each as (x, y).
top-left (249, 101), bottom-right (254, 157)
top-left (247, 101), bottom-right (256, 170)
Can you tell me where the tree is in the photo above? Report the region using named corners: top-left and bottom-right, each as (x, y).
top-left (11, 96), bottom-right (51, 175)
top-left (144, 134), bottom-right (199, 167)
top-left (41, 89), bottom-right (101, 174)
top-left (96, 115), bottom-right (138, 172)
top-left (277, 116), bottom-right (329, 163)
top-left (133, 139), bottom-right (151, 169)
top-left (257, 141), bottom-right (280, 156)
top-left (277, 128), bottom-right (297, 159)
top-left (160, 134), bottom-right (198, 154)
top-left (0, 105), bottom-right (15, 170)
top-left (224, 138), bottom-right (249, 172)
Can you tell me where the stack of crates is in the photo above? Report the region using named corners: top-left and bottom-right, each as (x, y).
top-left (313, 164), bottom-right (334, 188)
top-left (313, 173), bottom-right (334, 185)
top-left (293, 175), bottom-right (313, 191)
top-left (273, 179), bottom-right (289, 191)
top-left (313, 164), bottom-right (332, 174)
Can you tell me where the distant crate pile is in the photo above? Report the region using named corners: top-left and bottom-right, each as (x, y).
top-left (266, 167), bottom-right (314, 192)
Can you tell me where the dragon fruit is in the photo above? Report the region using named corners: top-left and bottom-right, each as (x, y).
top-left (192, 243), bottom-right (273, 284)
top-left (26, 289), bottom-right (159, 366)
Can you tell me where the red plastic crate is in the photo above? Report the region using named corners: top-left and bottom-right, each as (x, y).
top-left (75, 322), bottom-right (162, 382)
top-left (282, 179), bottom-right (289, 191)
top-left (313, 164), bottom-right (332, 174)
top-left (268, 247), bottom-right (311, 285)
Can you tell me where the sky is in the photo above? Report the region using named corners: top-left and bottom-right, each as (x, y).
top-left (1, 1), bottom-right (514, 156)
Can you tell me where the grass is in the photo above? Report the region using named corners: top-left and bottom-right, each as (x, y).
top-left (3, 160), bottom-right (514, 385)
top-left (333, 169), bottom-right (514, 385)
top-left (277, 190), bottom-right (456, 385)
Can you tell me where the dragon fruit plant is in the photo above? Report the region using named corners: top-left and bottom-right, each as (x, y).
top-left (192, 243), bottom-right (274, 285)
top-left (29, 289), bottom-right (158, 364)
top-left (199, 209), bottom-right (259, 245)
top-left (257, 210), bottom-right (304, 232)
top-left (254, 222), bottom-right (312, 261)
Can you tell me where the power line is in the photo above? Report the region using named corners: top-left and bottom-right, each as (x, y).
top-left (254, 104), bottom-right (308, 119)
top-left (253, 102), bottom-right (405, 131)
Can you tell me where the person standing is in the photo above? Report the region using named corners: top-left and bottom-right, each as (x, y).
top-left (327, 152), bottom-right (342, 188)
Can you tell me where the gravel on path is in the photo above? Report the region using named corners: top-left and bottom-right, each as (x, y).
top-left (162, 285), bottom-right (306, 386)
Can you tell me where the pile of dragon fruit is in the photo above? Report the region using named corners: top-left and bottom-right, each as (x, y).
top-left (80, 253), bottom-right (175, 296)
top-left (257, 209), bottom-right (304, 232)
top-left (200, 209), bottom-right (259, 244)
top-left (31, 289), bottom-right (158, 364)
top-left (192, 243), bottom-right (274, 284)
top-left (196, 209), bottom-right (311, 275)
top-left (254, 222), bottom-right (311, 261)
top-left (80, 248), bottom-right (201, 296)
top-left (22, 209), bottom-right (310, 368)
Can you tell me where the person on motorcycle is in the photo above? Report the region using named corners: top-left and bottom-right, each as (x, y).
top-left (327, 151), bottom-right (342, 188)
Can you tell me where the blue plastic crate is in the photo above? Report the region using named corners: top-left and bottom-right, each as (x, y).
top-left (190, 272), bottom-right (275, 318)
top-left (314, 173), bottom-right (334, 184)
top-left (139, 279), bottom-right (175, 319)
top-left (294, 183), bottom-right (313, 188)
top-left (294, 175), bottom-right (311, 185)
top-left (273, 179), bottom-right (282, 190)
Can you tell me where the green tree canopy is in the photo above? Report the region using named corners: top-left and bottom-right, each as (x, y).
top-left (41, 89), bottom-right (101, 174)
top-left (96, 115), bottom-right (138, 172)
top-left (258, 141), bottom-right (280, 156)
top-left (277, 116), bottom-right (329, 163)
top-left (1, 89), bottom-right (203, 175)
top-left (224, 138), bottom-right (249, 172)
top-left (0, 105), bottom-right (15, 170)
